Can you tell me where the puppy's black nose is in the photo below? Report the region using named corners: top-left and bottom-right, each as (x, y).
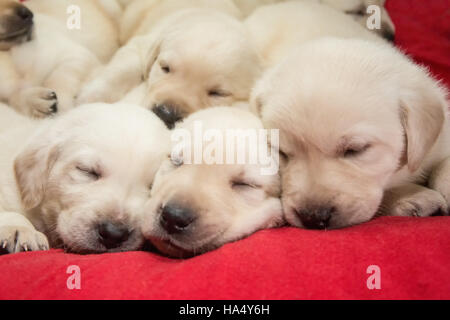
top-left (15, 6), bottom-right (33, 21)
top-left (152, 103), bottom-right (184, 129)
top-left (160, 203), bottom-right (196, 234)
top-left (97, 222), bottom-right (130, 249)
top-left (296, 207), bottom-right (334, 230)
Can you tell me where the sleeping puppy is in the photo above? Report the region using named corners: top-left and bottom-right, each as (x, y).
top-left (235, 0), bottom-right (395, 41)
top-left (78, 8), bottom-right (261, 129)
top-left (244, 1), bottom-right (383, 68)
top-left (0, 103), bottom-right (170, 254)
top-left (141, 107), bottom-right (283, 258)
top-left (251, 38), bottom-right (450, 230)
top-left (0, 0), bottom-right (120, 118)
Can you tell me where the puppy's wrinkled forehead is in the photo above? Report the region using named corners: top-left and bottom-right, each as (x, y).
top-left (260, 68), bottom-right (400, 153)
top-left (163, 16), bottom-right (254, 72)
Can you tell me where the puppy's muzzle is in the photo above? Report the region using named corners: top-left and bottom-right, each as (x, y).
top-left (296, 206), bottom-right (335, 230)
top-left (97, 222), bottom-right (131, 249)
top-left (160, 202), bottom-right (197, 235)
top-left (152, 103), bottom-right (184, 130)
top-left (0, 5), bottom-right (33, 40)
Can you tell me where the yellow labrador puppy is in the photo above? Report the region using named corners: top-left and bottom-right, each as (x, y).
top-left (0, 103), bottom-right (170, 254)
top-left (0, 0), bottom-right (120, 118)
top-left (142, 107), bottom-right (283, 258)
top-left (78, 7), bottom-right (261, 129)
top-left (244, 0), bottom-right (382, 68)
top-left (251, 38), bottom-right (450, 230)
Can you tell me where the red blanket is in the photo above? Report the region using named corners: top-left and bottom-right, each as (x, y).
top-left (1, 0), bottom-right (449, 300)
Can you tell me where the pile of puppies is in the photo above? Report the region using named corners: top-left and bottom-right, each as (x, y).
top-left (0, 0), bottom-right (448, 259)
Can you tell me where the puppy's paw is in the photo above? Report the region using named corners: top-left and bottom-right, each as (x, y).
top-left (390, 189), bottom-right (448, 217)
top-left (21, 87), bottom-right (58, 118)
top-left (0, 226), bottom-right (49, 255)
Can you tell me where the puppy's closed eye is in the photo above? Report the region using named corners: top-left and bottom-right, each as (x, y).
top-left (341, 143), bottom-right (371, 158)
top-left (345, 4), bottom-right (366, 16)
top-left (346, 9), bottom-right (365, 16)
top-left (76, 165), bottom-right (101, 181)
top-left (208, 88), bottom-right (231, 98)
top-left (279, 150), bottom-right (289, 161)
top-left (159, 61), bottom-right (171, 74)
top-left (231, 180), bottom-right (260, 191)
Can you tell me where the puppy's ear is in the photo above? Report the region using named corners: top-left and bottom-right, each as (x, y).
top-left (14, 137), bottom-right (60, 210)
top-left (400, 77), bottom-right (448, 172)
top-left (143, 36), bottom-right (162, 81)
top-left (249, 77), bottom-right (267, 117)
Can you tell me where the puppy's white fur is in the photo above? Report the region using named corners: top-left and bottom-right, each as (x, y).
top-left (119, 0), bottom-right (241, 44)
top-left (142, 107), bottom-right (283, 258)
top-left (0, 103), bottom-right (170, 254)
top-left (252, 38), bottom-right (450, 229)
top-left (244, 0), bottom-right (382, 68)
top-left (320, 0), bottom-right (395, 40)
top-left (235, 0), bottom-right (395, 39)
top-left (0, 0), bottom-right (120, 118)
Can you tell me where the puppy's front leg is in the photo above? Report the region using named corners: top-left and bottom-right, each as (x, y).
top-left (0, 51), bottom-right (21, 104)
top-left (77, 36), bottom-right (150, 105)
top-left (380, 183), bottom-right (448, 217)
top-left (0, 211), bottom-right (49, 254)
top-left (43, 54), bottom-right (100, 113)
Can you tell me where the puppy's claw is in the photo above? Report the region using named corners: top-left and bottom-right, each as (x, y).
top-left (48, 91), bottom-right (57, 100)
top-left (0, 226), bottom-right (49, 255)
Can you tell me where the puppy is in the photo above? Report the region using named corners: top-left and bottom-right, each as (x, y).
top-left (78, 8), bottom-right (261, 129)
top-left (235, 0), bottom-right (395, 40)
top-left (0, 103), bottom-right (170, 254)
top-left (0, 0), bottom-right (120, 118)
top-left (142, 107), bottom-right (283, 258)
top-left (251, 38), bottom-right (450, 230)
top-left (244, 1), bottom-right (383, 68)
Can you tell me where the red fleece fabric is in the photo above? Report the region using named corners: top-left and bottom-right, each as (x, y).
top-left (0, 217), bottom-right (450, 300)
top-left (1, 0), bottom-right (449, 300)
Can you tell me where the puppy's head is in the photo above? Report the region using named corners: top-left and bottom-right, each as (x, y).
top-left (143, 9), bottom-right (261, 129)
top-left (0, 0), bottom-right (33, 50)
top-left (142, 107), bottom-right (283, 258)
top-left (14, 103), bottom-right (170, 253)
top-left (252, 39), bottom-right (447, 230)
top-left (323, 0), bottom-right (395, 41)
